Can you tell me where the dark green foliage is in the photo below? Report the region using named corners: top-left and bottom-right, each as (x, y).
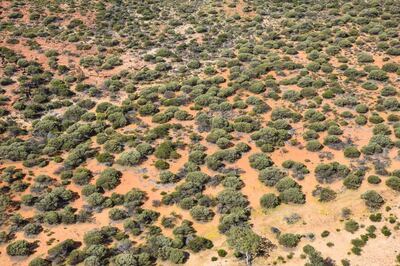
top-left (187, 236), bottom-right (213, 252)
top-left (154, 159), bottom-right (170, 170)
top-left (357, 52), bottom-right (374, 63)
top-left (29, 257), bottom-right (51, 266)
top-left (248, 153), bottom-right (273, 170)
top-left (159, 171), bottom-right (179, 184)
top-left (190, 206), bottom-right (215, 222)
top-left (47, 239), bottom-right (80, 263)
top-left (317, 187), bottom-right (337, 202)
top-left (345, 220), bottom-right (359, 234)
top-left (34, 187), bottom-right (76, 211)
top-left (7, 240), bottom-right (35, 256)
top-left (216, 189), bottom-right (249, 214)
top-left (343, 174), bottom-right (363, 190)
top-left (367, 175), bottom-right (381, 184)
top-left (344, 146), bottom-right (361, 158)
top-left (386, 176), bottom-right (400, 191)
top-left (302, 245), bottom-right (332, 266)
top-left (218, 249), bottom-right (228, 257)
top-left (251, 127), bottom-right (292, 150)
top-left (306, 140), bottom-right (323, 152)
top-left (96, 168), bottom-right (122, 191)
top-left (227, 227), bottom-right (265, 266)
top-left (381, 226), bottom-right (391, 237)
top-left (155, 141), bottom-right (179, 160)
top-left (260, 193), bottom-right (280, 209)
top-left (109, 208), bottom-right (128, 221)
top-left (258, 167), bottom-right (286, 186)
top-left (24, 223), bottom-right (43, 236)
top-left (275, 177), bottom-right (300, 192)
top-left (83, 229), bottom-right (108, 246)
top-left (368, 70), bottom-right (388, 81)
top-left (361, 190), bottom-right (384, 209)
top-left (315, 162), bottom-right (350, 183)
top-left (117, 150), bottom-right (143, 166)
top-left (278, 233), bottom-right (301, 248)
top-left (1, 1), bottom-right (400, 264)
top-left (279, 188), bottom-right (306, 204)
top-left (72, 168), bottom-right (92, 186)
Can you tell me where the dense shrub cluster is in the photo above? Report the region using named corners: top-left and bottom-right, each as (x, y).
top-left (1, 0), bottom-right (399, 264)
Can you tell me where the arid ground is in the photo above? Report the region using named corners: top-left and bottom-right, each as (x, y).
top-left (0, 0), bottom-right (400, 265)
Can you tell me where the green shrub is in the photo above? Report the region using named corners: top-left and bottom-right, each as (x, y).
top-left (96, 168), bottom-right (122, 190)
top-left (368, 70), bottom-right (388, 81)
top-left (315, 162), bottom-right (350, 183)
top-left (306, 140), bottom-right (323, 151)
top-left (343, 175), bottom-right (363, 190)
top-left (29, 257), bottom-right (51, 266)
top-left (258, 167), bottom-right (286, 186)
top-left (386, 176), bottom-right (400, 191)
top-left (318, 187), bottom-right (336, 202)
top-left (275, 177), bottom-right (300, 192)
top-left (159, 171), bottom-right (179, 184)
top-left (155, 141), bottom-right (179, 159)
top-left (367, 175), bottom-right (381, 184)
top-left (7, 240), bottom-right (34, 256)
top-left (23, 223), bottom-right (43, 236)
top-left (381, 226), bottom-right (391, 237)
top-left (190, 206), bottom-right (215, 222)
top-left (260, 193), bottom-right (280, 209)
top-left (344, 146), bottom-right (361, 158)
top-left (357, 52), bottom-right (374, 63)
top-left (72, 168), bottom-right (92, 186)
top-left (362, 81), bottom-right (378, 91)
top-left (279, 188), bottom-right (305, 204)
top-left (117, 150), bottom-right (142, 166)
top-left (344, 220), bottom-right (359, 234)
top-left (109, 208), bottom-right (128, 221)
top-left (321, 231), bottom-right (330, 238)
top-left (47, 239), bottom-right (79, 262)
top-left (187, 236), bottom-right (213, 252)
top-left (361, 190), bottom-right (384, 209)
top-left (278, 233), bottom-right (301, 248)
top-left (355, 104), bottom-right (369, 114)
top-left (248, 153), bottom-right (273, 170)
top-left (218, 249), bottom-right (227, 257)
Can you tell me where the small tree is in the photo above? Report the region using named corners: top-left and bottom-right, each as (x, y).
top-left (227, 227), bottom-right (264, 266)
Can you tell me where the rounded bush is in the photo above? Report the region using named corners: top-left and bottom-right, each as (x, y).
top-left (278, 233), bottom-right (301, 248)
top-left (306, 140), bottom-right (323, 152)
top-left (344, 146), bottom-right (361, 158)
top-left (260, 193), bottom-right (280, 209)
top-left (386, 176), bottom-right (400, 191)
top-left (367, 175), bottom-right (381, 184)
top-left (7, 240), bottom-right (33, 256)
